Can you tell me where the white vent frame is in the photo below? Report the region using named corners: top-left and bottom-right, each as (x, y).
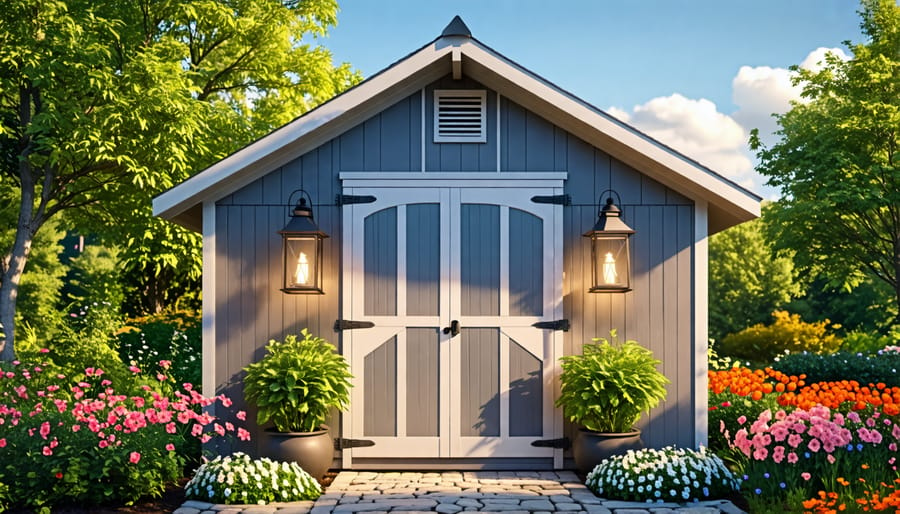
top-left (433, 89), bottom-right (487, 143)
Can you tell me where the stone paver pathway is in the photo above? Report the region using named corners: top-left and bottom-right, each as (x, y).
top-left (174, 471), bottom-right (746, 514)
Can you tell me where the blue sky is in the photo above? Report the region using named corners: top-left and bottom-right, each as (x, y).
top-left (322, 1), bottom-right (864, 197)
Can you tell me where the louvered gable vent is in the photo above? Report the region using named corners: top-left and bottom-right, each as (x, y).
top-left (434, 90), bottom-right (487, 143)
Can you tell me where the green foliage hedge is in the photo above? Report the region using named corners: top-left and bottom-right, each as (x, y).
top-left (771, 350), bottom-right (900, 388)
top-left (118, 310), bottom-right (201, 388)
top-left (718, 311), bottom-right (842, 363)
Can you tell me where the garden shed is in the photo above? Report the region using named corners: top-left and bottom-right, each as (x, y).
top-left (154, 17), bottom-right (760, 470)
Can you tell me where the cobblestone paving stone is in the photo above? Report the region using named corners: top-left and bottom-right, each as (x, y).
top-left (174, 471), bottom-right (746, 514)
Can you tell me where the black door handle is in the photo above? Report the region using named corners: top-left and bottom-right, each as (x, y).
top-left (443, 320), bottom-right (460, 337)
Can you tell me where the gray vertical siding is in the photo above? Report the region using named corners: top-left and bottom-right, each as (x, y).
top-left (407, 327), bottom-right (440, 437)
top-left (460, 204), bottom-right (500, 316)
top-left (460, 328), bottom-right (500, 437)
top-left (213, 73), bottom-right (697, 460)
top-left (561, 137), bottom-right (694, 450)
top-left (406, 204), bottom-right (440, 316)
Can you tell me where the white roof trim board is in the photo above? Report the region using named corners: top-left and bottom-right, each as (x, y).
top-left (154, 18), bottom-right (760, 233)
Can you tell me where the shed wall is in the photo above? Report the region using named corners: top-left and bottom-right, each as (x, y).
top-left (213, 76), bottom-right (695, 459)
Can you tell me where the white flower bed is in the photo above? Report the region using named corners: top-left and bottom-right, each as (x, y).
top-left (585, 446), bottom-right (740, 503)
top-left (185, 452), bottom-right (321, 504)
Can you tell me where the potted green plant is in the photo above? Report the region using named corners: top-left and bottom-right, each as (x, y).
top-left (243, 329), bottom-right (352, 480)
top-left (556, 330), bottom-right (669, 473)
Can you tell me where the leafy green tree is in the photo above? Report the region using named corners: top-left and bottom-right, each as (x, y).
top-left (752, 0), bottom-right (900, 328)
top-left (0, 0), bottom-right (360, 360)
top-left (709, 205), bottom-right (803, 341)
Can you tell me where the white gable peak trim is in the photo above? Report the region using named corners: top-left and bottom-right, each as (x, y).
top-left (154, 30), bottom-right (758, 235)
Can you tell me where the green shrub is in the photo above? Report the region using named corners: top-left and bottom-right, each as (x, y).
top-left (118, 310), bottom-right (201, 388)
top-left (585, 446), bottom-right (740, 502)
top-left (184, 452), bottom-right (321, 504)
top-left (708, 340), bottom-right (738, 371)
top-left (839, 330), bottom-right (893, 355)
top-left (557, 331), bottom-right (669, 433)
top-left (243, 329), bottom-right (352, 433)
top-left (718, 311), bottom-right (842, 363)
top-left (771, 350), bottom-right (900, 388)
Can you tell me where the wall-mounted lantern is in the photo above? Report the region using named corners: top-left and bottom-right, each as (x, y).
top-left (279, 190), bottom-right (328, 294)
top-left (583, 191), bottom-right (634, 293)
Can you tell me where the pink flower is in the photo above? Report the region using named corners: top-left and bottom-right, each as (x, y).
top-left (787, 433), bottom-right (803, 448)
top-left (159, 360), bottom-right (172, 369)
top-left (801, 472), bottom-right (812, 481)
top-left (772, 445), bottom-right (785, 463)
top-left (787, 452), bottom-right (799, 464)
top-left (238, 428), bottom-right (251, 441)
top-left (166, 422), bottom-right (176, 434)
top-left (220, 396), bottom-right (233, 408)
top-left (191, 424), bottom-right (203, 437)
top-left (753, 447), bottom-right (768, 461)
top-left (827, 454), bottom-right (836, 464)
top-left (0, 438), bottom-right (6, 448)
top-left (808, 439), bottom-right (821, 452)
top-left (99, 440), bottom-right (109, 449)
top-left (129, 452), bottom-right (141, 464)
top-left (200, 434), bottom-right (212, 443)
top-left (39, 348), bottom-right (49, 354)
top-left (72, 424), bottom-right (81, 432)
top-left (214, 423), bottom-right (225, 436)
top-left (128, 366), bottom-right (141, 374)
top-left (737, 415), bottom-right (747, 425)
top-left (236, 411), bottom-right (247, 421)
top-left (39, 421), bottom-right (50, 439)
top-left (165, 443), bottom-right (175, 451)
top-left (42, 446), bottom-right (53, 456)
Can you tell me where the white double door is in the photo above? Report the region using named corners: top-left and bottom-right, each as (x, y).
top-left (341, 181), bottom-right (563, 465)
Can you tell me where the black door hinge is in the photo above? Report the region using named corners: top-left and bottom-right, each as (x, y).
top-left (530, 437), bottom-right (570, 449)
top-left (336, 194), bottom-right (376, 205)
top-left (531, 194), bottom-right (571, 205)
top-left (334, 320), bottom-right (375, 331)
top-left (334, 438), bottom-right (375, 450)
top-left (532, 319), bottom-right (570, 331)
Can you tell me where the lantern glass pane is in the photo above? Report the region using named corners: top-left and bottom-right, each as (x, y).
top-left (590, 234), bottom-right (631, 291)
top-left (284, 236), bottom-right (322, 292)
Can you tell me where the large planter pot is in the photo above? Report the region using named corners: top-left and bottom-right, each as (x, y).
top-left (263, 427), bottom-right (333, 480)
top-left (572, 428), bottom-right (644, 474)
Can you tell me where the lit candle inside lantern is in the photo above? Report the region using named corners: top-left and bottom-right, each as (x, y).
top-left (295, 252), bottom-right (309, 285)
top-left (603, 251), bottom-right (617, 284)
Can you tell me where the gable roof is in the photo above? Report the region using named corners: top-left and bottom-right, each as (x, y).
top-left (154, 16), bottom-right (760, 234)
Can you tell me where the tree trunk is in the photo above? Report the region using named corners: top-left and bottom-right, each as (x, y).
top-left (0, 214), bottom-right (36, 362)
top-left (0, 124), bottom-right (41, 361)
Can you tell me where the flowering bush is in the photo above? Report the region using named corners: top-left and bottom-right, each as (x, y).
top-left (585, 446), bottom-right (740, 502)
top-left (723, 405), bottom-right (900, 509)
top-left (0, 354), bottom-right (250, 510)
top-left (185, 452), bottom-right (321, 504)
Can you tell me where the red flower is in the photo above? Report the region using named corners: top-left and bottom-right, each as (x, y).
top-left (55, 472), bottom-right (63, 479)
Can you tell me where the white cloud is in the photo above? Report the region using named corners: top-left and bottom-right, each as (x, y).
top-left (800, 47), bottom-right (851, 72)
top-left (731, 47), bottom-right (850, 145)
top-left (609, 94), bottom-right (754, 182)
top-left (607, 47), bottom-right (851, 199)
